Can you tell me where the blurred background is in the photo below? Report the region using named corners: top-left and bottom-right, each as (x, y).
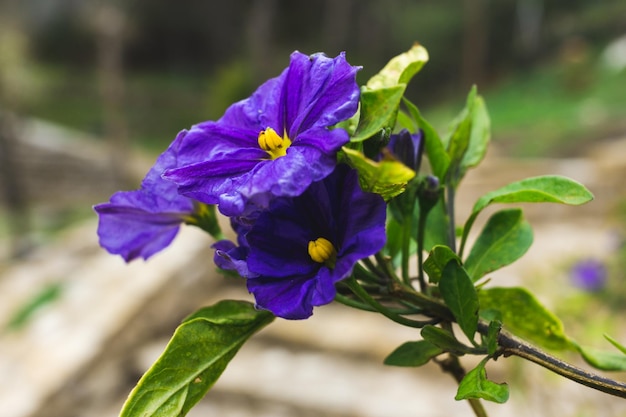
top-left (1, 1), bottom-right (626, 416)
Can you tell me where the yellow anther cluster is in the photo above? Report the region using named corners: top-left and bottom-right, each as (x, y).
top-left (258, 127), bottom-right (291, 159)
top-left (308, 237), bottom-right (337, 266)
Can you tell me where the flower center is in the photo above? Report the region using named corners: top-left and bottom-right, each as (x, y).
top-left (308, 237), bottom-right (337, 268)
top-left (258, 127), bottom-right (291, 159)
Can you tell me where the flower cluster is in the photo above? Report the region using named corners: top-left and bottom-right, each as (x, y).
top-left (95, 51), bottom-right (387, 318)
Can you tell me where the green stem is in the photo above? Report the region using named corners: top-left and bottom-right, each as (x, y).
top-left (334, 292), bottom-right (424, 315)
top-left (416, 205), bottom-right (428, 292)
top-left (401, 217), bottom-right (412, 285)
top-left (445, 184), bottom-right (457, 253)
top-left (344, 277), bottom-right (433, 328)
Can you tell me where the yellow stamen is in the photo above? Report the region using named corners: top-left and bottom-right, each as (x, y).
top-left (258, 127), bottom-right (291, 159)
top-left (308, 237), bottom-right (337, 267)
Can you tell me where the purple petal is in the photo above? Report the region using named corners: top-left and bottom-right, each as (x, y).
top-left (94, 132), bottom-right (195, 261)
top-left (247, 275), bottom-right (318, 319)
top-left (282, 51), bottom-right (361, 137)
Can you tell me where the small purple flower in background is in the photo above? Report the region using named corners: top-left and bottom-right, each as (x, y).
top-left (570, 258), bottom-right (607, 292)
top-left (163, 51), bottom-right (361, 217)
top-left (94, 131), bottom-right (198, 262)
top-left (215, 164), bottom-right (387, 319)
top-left (384, 128), bottom-right (424, 171)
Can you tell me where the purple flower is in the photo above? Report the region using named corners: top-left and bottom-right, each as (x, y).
top-left (94, 131), bottom-right (197, 262)
top-left (163, 51), bottom-right (361, 217)
top-left (216, 164), bottom-right (386, 319)
top-left (570, 258), bottom-right (607, 292)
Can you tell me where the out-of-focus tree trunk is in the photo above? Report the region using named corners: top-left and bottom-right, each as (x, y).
top-left (0, 13), bottom-right (33, 259)
top-left (323, 0), bottom-right (354, 53)
top-left (516, 0), bottom-right (544, 68)
top-left (0, 112), bottom-right (31, 258)
top-left (94, 4), bottom-right (131, 189)
top-left (246, 0), bottom-right (277, 84)
top-left (461, 0), bottom-right (488, 89)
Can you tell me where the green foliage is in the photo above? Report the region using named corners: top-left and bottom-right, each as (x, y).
top-left (464, 209), bottom-right (533, 282)
top-left (456, 358), bottom-right (509, 404)
top-left (5, 283), bottom-right (63, 330)
top-left (478, 287), bottom-right (572, 351)
top-left (352, 86), bottom-right (405, 142)
top-left (352, 44), bottom-right (429, 143)
top-left (440, 261), bottom-right (479, 342)
top-left (119, 300), bottom-right (274, 417)
top-left (340, 147), bottom-right (415, 200)
top-left (402, 97), bottom-right (450, 181)
top-left (461, 175), bottom-right (594, 255)
top-left (384, 340), bottom-right (443, 367)
top-left (423, 245), bottom-right (460, 284)
top-left (421, 325), bottom-right (474, 355)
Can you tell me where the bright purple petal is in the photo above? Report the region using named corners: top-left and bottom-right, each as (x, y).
top-left (94, 132), bottom-right (196, 262)
top-left (164, 51), bottom-right (360, 217)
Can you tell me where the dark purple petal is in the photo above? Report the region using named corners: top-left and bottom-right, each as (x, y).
top-left (247, 274), bottom-right (318, 319)
top-left (242, 164), bottom-right (386, 319)
top-left (385, 129), bottom-right (424, 171)
top-left (212, 240), bottom-right (256, 278)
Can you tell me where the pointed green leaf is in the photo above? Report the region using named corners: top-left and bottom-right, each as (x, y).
top-left (402, 97), bottom-right (450, 181)
top-left (456, 359), bottom-right (509, 403)
top-left (440, 261), bottom-right (479, 341)
top-left (352, 85), bottom-right (405, 142)
top-left (574, 344), bottom-right (626, 371)
top-left (384, 340), bottom-right (443, 367)
top-left (605, 334), bottom-right (626, 355)
top-left (461, 175), bottom-right (593, 256)
top-left (119, 300), bottom-right (274, 417)
top-left (366, 43), bottom-right (429, 90)
top-left (340, 147), bottom-right (415, 200)
top-left (423, 245), bottom-right (460, 284)
top-left (473, 175), bottom-right (594, 215)
top-left (445, 86), bottom-right (476, 171)
top-left (461, 95), bottom-right (490, 172)
top-left (478, 287), bottom-right (572, 351)
top-left (421, 325), bottom-right (472, 355)
top-left (464, 209), bottom-right (533, 281)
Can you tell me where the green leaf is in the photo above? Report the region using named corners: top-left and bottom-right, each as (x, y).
top-left (119, 300), bottom-right (274, 417)
top-left (461, 175), bottom-right (593, 256)
top-left (478, 287), bottom-right (572, 351)
top-left (605, 334), bottom-right (626, 355)
top-left (402, 97), bottom-right (450, 181)
top-left (366, 43), bottom-right (429, 90)
top-left (440, 261), bottom-right (479, 342)
top-left (421, 325), bottom-right (472, 355)
top-left (574, 344), bottom-right (626, 371)
top-left (456, 359), bottom-right (509, 404)
top-left (340, 147), bottom-right (415, 200)
top-left (445, 87), bottom-right (476, 176)
top-left (460, 94), bottom-right (490, 173)
top-left (384, 340), bottom-right (443, 367)
top-left (423, 245), bottom-right (460, 284)
top-left (352, 85), bottom-right (405, 142)
top-left (464, 209), bottom-right (533, 281)
top-left (473, 175), bottom-right (594, 214)
top-left (483, 320), bottom-right (502, 357)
